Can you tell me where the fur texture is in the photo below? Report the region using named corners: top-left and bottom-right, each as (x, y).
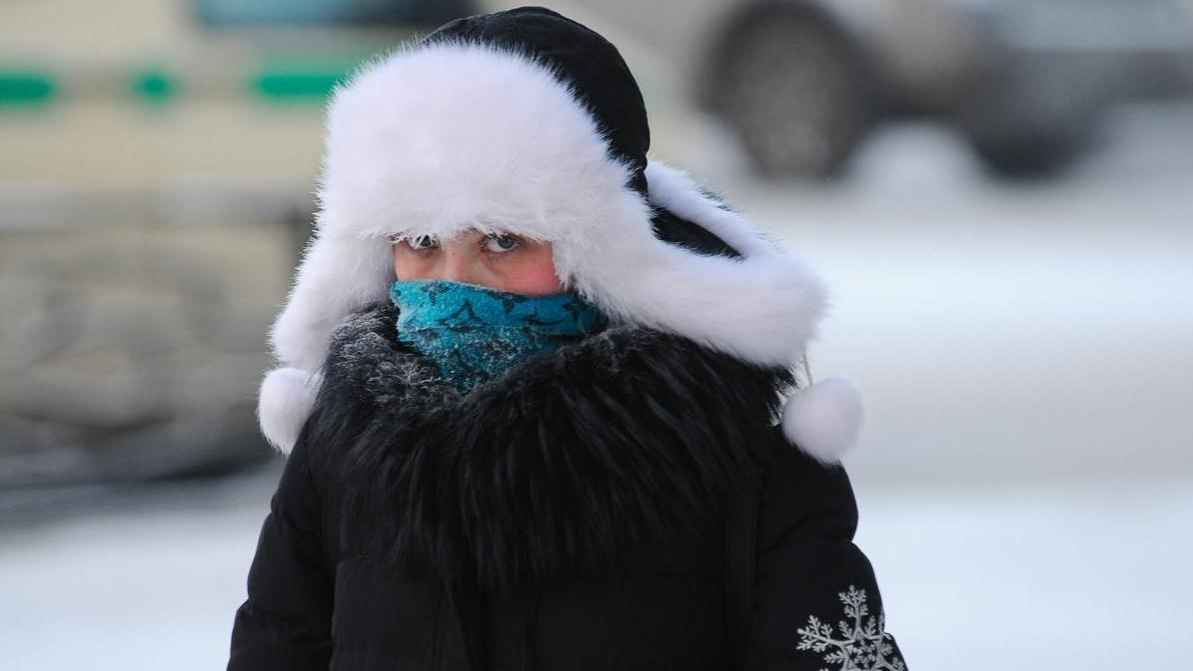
top-left (257, 368), bottom-right (323, 452)
top-left (303, 304), bottom-right (795, 596)
top-left (782, 378), bottom-right (864, 463)
top-left (259, 41), bottom-right (832, 453)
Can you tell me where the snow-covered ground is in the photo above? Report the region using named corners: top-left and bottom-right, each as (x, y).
top-left (1, 471), bottom-right (1190, 671)
top-left (854, 480), bottom-right (1193, 670)
top-left (0, 474), bottom-right (274, 671)
top-left (2, 104), bottom-right (1190, 670)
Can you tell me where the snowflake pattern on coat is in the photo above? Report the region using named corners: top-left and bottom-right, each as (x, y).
top-left (796, 586), bottom-right (905, 671)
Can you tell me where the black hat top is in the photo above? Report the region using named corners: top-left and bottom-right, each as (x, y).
top-left (423, 6), bottom-right (651, 195)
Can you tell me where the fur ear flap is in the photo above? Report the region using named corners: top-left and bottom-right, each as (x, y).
top-left (781, 378), bottom-right (864, 464)
top-left (257, 367), bottom-right (323, 454)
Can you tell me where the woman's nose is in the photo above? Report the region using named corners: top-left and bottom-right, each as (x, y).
top-left (438, 245), bottom-right (484, 285)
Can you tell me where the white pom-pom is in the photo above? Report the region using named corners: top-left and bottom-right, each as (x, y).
top-left (257, 367), bottom-right (322, 454)
top-left (781, 377), bottom-right (864, 464)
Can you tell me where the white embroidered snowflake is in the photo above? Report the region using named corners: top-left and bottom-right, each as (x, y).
top-left (795, 585), bottom-right (905, 671)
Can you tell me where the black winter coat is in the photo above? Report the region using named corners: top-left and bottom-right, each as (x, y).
top-left (229, 306), bottom-right (906, 671)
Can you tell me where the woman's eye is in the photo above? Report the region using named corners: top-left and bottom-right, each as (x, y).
top-left (484, 233), bottom-right (522, 253)
top-left (407, 235), bottom-right (439, 250)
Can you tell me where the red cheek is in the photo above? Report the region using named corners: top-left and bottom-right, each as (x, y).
top-left (497, 244), bottom-right (564, 296)
top-left (393, 247), bottom-right (430, 280)
top-left (506, 263), bottom-right (566, 296)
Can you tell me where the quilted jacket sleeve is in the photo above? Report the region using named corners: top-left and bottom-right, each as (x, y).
top-left (228, 433), bottom-right (333, 671)
top-left (744, 445), bottom-right (907, 671)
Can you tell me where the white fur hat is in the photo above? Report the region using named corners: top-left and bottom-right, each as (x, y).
top-left (259, 8), bottom-right (862, 461)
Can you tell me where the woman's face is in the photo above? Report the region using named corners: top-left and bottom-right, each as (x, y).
top-left (392, 230), bottom-right (565, 296)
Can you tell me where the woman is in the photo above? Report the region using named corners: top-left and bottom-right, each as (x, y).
top-left (230, 7), bottom-right (906, 671)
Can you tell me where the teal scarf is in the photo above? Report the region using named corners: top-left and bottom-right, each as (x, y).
top-left (389, 280), bottom-right (604, 393)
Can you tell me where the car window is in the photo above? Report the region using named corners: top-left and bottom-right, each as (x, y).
top-left (194, 0), bottom-right (472, 26)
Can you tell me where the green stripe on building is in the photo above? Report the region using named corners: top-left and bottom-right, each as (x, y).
top-left (0, 72), bottom-right (56, 106)
top-left (252, 68), bottom-right (351, 101)
top-left (0, 63), bottom-right (362, 106)
top-left (132, 69), bottom-right (178, 103)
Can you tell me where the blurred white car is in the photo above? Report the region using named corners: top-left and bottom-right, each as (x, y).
top-left (0, 0), bottom-right (476, 489)
top-left (564, 0), bottom-right (1193, 178)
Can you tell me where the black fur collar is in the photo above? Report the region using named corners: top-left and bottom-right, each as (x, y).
top-left (306, 304), bottom-right (794, 595)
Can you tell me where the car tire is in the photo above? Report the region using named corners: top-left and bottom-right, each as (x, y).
top-left (969, 122), bottom-right (1098, 179)
top-left (708, 5), bottom-right (875, 179)
top-left (960, 63), bottom-right (1107, 179)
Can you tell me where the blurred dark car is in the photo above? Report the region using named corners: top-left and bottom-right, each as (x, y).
top-left (567, 0), bottom-right (1193, 178)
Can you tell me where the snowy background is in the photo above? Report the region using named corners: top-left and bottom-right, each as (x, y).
top-left (2, 95), bottom-right (1191, 671)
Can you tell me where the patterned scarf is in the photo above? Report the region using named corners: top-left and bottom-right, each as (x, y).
top-left (389, 280), bottom-right (604, 393)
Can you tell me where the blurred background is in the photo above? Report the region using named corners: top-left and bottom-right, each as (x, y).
top-left (1, 0), bottom-right (1190, 669)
